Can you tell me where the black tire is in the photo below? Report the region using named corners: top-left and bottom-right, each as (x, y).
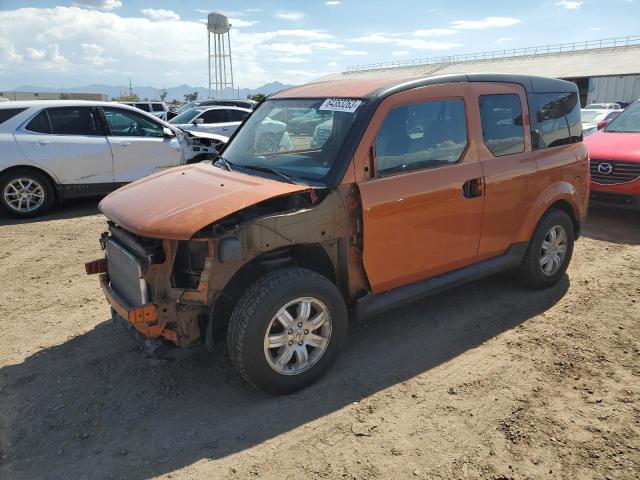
top-left (227, 267), bottom-right (348, 395)
top-left (516, 209), bottom-right (574, 289)
top-left (0, 169), bottom-right (55, 218)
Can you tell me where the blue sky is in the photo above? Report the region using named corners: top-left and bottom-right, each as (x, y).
top-left (0, 0), bottom-right (638, 89)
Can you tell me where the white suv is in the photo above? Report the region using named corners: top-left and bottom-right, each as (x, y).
top-left (0, 101), bottom-right (226, 217)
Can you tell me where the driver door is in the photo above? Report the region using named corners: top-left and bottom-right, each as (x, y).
top-left (102, 107), bottom-right (182, 183)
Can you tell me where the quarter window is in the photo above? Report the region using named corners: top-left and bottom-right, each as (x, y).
top-left (103, 107), bottom-right (163, 137)
top-left (151, 103), bottom-right (165, 112)
top-left (25, 110), bottom-right (52, 133)
top-left (479, 94), bottom-right (525, 157)
top-left (47, 107), bottom-right (103, 136)
top-left (375, 98), bottom-right (467, 176)
top-left (135, 103), bottom-right (151, 112)
top-left (529, 92), bottom-right (581, 149)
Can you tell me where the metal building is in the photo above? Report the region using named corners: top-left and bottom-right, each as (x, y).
top-left (320, 36), bottom-right (640, 107)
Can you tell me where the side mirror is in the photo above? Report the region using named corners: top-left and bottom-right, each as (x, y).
top-left (597, 120), bottom-right (609, 130)
top-left (194, 118), bottom-right (204, 125)
top-left (162, 127), bottom-right (175, 137)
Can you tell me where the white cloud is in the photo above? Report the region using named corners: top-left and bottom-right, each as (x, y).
top-left (266, 43), bottom-right (313, 55)
top-left (495, 37), bottom-right (513, 44)
top-left (325, 1), bottom-right (342, 5)
top-left (556, 0), bottom-right (583, 9)
top-left (310, 42), bottom-right (344, 50)
top-left (450, 16), bottom-right (521, 30)
top-left (141, 9), bottom-right (180, 22)
top-left (353, 33), bottom-right (460, 50)
top-left (229, 18), bottom-right (258, 28)
top-left (328, 61), bottom-right (339, 66)
top-left (72, 0), bottom-right (122, 10)
top-left (275, 11), bottom-right (306, 22)
top-left (413, 28), bottom-right (457, 37)
top-left (589, 27), bottom-right (601, 31)
top-left (258, 29), bottom-right (333, 41)
top-left (342, 49), bottom-right (368, 56)
top-left (79, 42), bottom-right (112, 65)
top-left (392, 50), bottom-right (410, 57)
top-left (275, 57), bottom-right (308, 63)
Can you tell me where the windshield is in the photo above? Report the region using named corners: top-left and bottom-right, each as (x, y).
top-left (169, 108), bottom-right (201, 124)
top-left (604, 102), bottom-right (640, 133)
top-left (581, 110), bottom-right (607, 123)
top-left (220, 98), bottom-right (367, 183)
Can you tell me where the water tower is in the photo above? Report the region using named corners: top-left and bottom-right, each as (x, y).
top-left (207, 12), bottom-right (234, 99)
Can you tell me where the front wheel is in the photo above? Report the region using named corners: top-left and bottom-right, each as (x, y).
top-left (517, 209), bottom-right (575, 289)
top-left (227, 267), bottom-right (347, 395)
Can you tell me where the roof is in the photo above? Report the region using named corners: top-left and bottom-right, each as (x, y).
top-left (272, 73), bottom-right (577, 100)
top-left (318, 44), bottom-right (640, 83)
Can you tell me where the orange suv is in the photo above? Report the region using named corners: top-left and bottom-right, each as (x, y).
top-left (87, 74), bottom-right (589, 394)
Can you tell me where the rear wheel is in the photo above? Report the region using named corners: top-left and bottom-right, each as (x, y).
top-left (517, 209), bottom-right (574, 289)
top-left (227, 267), bottom-right (347, 395)
top-left (0, 169), bottom-right (55, 218)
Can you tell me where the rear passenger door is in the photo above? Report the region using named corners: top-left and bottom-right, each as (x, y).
top-left (196, 109), bottom-right (235, 135)
top-left (14, 106), bottom-right (114, 193)
top-left (471, 83), bottom-right (537, 261)
top-left (357, 84), bottom-right (485, 294)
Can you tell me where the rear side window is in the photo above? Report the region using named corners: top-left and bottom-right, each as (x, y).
top-left (375, 98), bottom-right (467, 176)
top-left (200, 110), bottom-right (227, 123)
top-left (0, 108), bottom-right (27, 125)
top-left (529, 92), bottom-right (581, 149)
top-left (135, 103), bottom-right (151, 112)
top-left (227, 109), bottom-right (249, 122)
top-left (151, 103), bottom-right (165, 112)
top-left (47, 107), bottom-right (103, 136)
top-left (26, 110), bottom-right (52, 134)
top-left (479, 94), bottom-right (525, 157)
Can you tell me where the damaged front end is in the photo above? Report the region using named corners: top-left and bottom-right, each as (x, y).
top-left (86, 185), bottom-right (366, 352)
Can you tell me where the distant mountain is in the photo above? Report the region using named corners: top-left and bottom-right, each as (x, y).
top-left (9, 81), bottom-right (295, 101)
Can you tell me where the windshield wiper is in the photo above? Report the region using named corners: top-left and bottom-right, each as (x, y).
top-left (242, 164), bottom-right (296, 184)
top-left (213, 155), bottom-right (233, 171)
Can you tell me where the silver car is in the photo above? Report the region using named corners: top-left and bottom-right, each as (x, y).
top-left (169, 106), bottom-right (251, 136)
top-left (0, 100), bottom-right (226, 217)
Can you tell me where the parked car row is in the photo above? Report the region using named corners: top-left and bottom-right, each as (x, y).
top-left (0, 101), bottom-right (226, 217)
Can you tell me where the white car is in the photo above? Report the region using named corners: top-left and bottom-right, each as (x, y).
top-left (121, 101), bottom-right (170, 121)
top-left (0, 100), bottom-right (226, 217)
top-left (169, 106), bottom-right (251, 136)
top-left (584, 103), bottom-right (621, 111)
top-left (580, 109), bottom-right (621, 136)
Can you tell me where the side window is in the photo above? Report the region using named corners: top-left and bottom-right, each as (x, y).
top-left (200, 110), bottom-right (227, 123)
top-left (479, 94), bottom-right (525, 157)
top-left (228, 109), bottom-right (249, 122)
top-left (529, 92), bottom-right (581, 149)
top-left (103, 107), bottom-right (163, 137)
top-left (375, 98), bottom-right (467, 176)
top-left (25, 110), bottom-right (52, 134)
top-left (47, 107), bottom-right (103, 136)
top-left (135, 103), bottom-right (151, 112)
top-left (0, 108), bottom-right (27, 125)
top-left (151, 103), bottom-right (165, 112)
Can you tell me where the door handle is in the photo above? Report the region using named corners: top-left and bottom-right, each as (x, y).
top-left (462, 178), bottom-right (483, 199)
top-left (118, 142), bottom-right (131, 147)
top-left (36, 140), bottom-right (50, 146)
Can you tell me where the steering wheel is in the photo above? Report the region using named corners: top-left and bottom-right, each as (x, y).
top-left (127, 123), bottom-right (139, 135)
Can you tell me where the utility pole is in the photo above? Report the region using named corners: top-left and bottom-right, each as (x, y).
top-left (128, 77), bottom-right (133, 97)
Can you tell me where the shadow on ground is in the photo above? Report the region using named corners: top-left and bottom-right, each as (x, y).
top-left (583, 205), bottom-right (640, 245)
top-left (0, 198), bottom-right (102, 226)
top-left (0, 274), bottom-right (569, 479)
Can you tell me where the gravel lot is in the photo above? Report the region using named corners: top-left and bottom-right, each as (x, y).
top-left (0, 200), bottom-right (638, 480)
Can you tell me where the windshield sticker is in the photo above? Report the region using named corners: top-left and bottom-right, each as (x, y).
top-left (319, 98), bottom-right (362, 113)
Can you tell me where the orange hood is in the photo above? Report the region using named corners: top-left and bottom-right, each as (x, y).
top-left (99, 163), bottom-right (311, 240)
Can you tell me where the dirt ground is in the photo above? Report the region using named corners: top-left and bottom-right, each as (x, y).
top-left (0, 200), bottom-right (638, 480)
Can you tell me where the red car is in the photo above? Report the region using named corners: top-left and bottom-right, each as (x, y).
top-left (585, 101), bottom-right (640, 210)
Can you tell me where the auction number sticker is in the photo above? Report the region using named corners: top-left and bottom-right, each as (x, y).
top-left (319, 98), bottom-right (362, 113)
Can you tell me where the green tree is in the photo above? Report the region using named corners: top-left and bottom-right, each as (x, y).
top-left (59, 92), bottom-right (71, 100)
top-left (159, 88), bottom-right (168, 102)
top-left (184, 92), bottom-right (199, 102)
top-left (248, 93), bottom-right (266, 102)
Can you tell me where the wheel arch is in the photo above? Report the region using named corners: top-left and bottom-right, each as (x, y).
top-left (515, 181), bottom-right (582, 243)
top-left (208, 243), bottom-right (338, 332)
